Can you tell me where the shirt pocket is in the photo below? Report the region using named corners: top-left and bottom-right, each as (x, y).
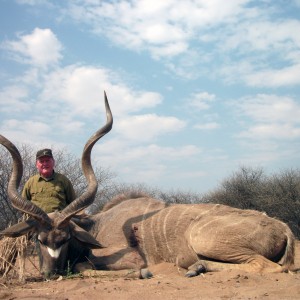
top-left (51, 185), bottom-right (65, 199)
top-left (30, 187), bottom-right (43, 200)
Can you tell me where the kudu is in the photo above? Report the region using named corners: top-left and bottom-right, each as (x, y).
top-left (0, 93), bottom-right (297, 279)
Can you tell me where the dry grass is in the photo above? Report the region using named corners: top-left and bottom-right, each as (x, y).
top-left (0, 235), bottom-right (30, 281)
top-left (0, 215), bottom-right (36, 282)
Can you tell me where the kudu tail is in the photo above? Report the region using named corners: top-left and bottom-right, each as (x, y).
top-left (280, 226), bottom-right (295, 270)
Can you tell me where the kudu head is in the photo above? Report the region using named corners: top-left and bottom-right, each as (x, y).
top-left (0, 92), bottom-right (113, 278)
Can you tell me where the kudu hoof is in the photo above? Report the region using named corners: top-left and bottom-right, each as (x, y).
top-left (185, 264), bottom-right (206, 277)
top-left (140, 268), bottom-right (153, 279)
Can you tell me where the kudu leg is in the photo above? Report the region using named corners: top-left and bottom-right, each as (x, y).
top-left (74, 247), bottom-right (153, 279)
top-left (79, 268), bottom-right (151, 279)
top-left (185, 255), bottom-right (284, 277)
top-left (74, 262), bottom-right (152, 279)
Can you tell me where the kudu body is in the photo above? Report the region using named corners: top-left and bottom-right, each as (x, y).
top-left (0, 94), bottom-right (296, 279)
top-left (72, 195), bottom-right (295, 276)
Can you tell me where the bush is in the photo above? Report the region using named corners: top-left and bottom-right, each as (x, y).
top-left (203, 166), bottom-right (300, 238)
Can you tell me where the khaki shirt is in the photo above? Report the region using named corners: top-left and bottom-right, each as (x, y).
top-left (22, 172), bottom-right (76, 213)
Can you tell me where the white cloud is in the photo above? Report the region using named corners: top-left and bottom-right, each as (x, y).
top-left (236, 94), bottom-right (300, 123)
top-left (221, 17), bottom-right (300, 87)
top-left (142, 22), bottom-right (185, 45)
top-left (13, 1), bottom-right (300, 86)
top-left (188, 92), bottom-right (216, 110)
top-left (2, 28), bottom-right (63, 68)
top-left (119, 144), bottom-right (202, 184)
top-left (124, 144), bottom-right (200, 161)
top-left (150, 42), bottom-right (189, 59)
top-left (0, 59), bottom-right (176, 157)
top-left (218, 60), bottom-right (300, 88)
top-left (116, 114), bottom-right (186, 142)
top-left (0, 117), bottom-right (81, 150)
top-left (244, 64), bottom-right (300, 87)
top-left (222, 19), bottom-right (300, 53)
top-left (6, 119), bottom-right (50, 134)
top-left (94, 141), bottom-right (201, 177)
top-left (233, 94), bottom-right (300, 140)
top-left (66, 0), bottom-right (247, 58)
top-left (194, 122), bottom-right (220, 130)
top-left (0, 85), bottom-right (30, 113)
top-left (239, 123), bottom-right (300, 140)
top-left (12, 1), bottom-right (297, 86)
top-left (39, 65), bottom-right (162, 118)
top-left (0, 119), bottom-right (52, 144)
top-left (16, 0), bottom-right (52, 5)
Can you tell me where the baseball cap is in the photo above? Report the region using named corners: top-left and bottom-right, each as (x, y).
top-left (36, 148), bottom-right (53, 160)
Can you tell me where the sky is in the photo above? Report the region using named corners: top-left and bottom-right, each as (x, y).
top-left (0, 0), bottom-right (300, 194)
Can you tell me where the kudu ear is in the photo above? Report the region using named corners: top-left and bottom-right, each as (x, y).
top-left (0, 218), bottom-right (38, 238)
top-left (69, 221), bottom-right (104, 249)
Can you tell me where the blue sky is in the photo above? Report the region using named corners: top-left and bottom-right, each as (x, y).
top-left (1, 0), bottom-right (300, 194)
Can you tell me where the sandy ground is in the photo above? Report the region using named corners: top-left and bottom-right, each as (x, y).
top-left (1, 241), bottom-right (300, 300)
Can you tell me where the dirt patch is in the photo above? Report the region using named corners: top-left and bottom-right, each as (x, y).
top-left (1, 242), bottom-right (300, 300)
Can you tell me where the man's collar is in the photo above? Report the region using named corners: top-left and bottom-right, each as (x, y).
top-left (38, 171), bottom-right (55, 182)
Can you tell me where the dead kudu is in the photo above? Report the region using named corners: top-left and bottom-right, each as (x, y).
top-left (0, 95), bottom-right (297, 279)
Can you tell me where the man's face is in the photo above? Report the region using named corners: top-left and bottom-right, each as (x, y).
top-left (36, 156), bottom-right (55, 178)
